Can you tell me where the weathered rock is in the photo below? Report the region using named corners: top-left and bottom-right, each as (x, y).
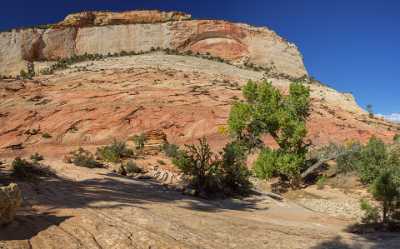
top-left (143, 129), bottom-right (168, 155)
top-left (0, 10), bottom-right (307, 78)
top-left (0, 183), bottom-right (22, 225)
top-left (58, 10), bottom-right (191, 27)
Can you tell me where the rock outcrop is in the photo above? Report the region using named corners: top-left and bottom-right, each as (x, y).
top-left (0, 183), bottom-right (22, 225)
top-left (57, 10), bottom-right (191, 27)
top-left (0, 10), bottom-right (307, 78)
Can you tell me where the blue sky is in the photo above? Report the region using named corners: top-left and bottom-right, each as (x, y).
top-left (1, 0), bottom-right (399, 115)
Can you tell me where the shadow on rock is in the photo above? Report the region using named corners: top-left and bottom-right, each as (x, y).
top-left (0, 213), bottom-right (71, 241)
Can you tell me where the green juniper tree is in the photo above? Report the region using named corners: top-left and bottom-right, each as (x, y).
top-left (228, 80), bottom-right (311, 188)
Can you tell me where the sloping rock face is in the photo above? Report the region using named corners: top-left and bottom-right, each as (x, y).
top-left (0, 10), bottom-right (307, 78)
top-left (0, 53), bottom-right (397, 158)
top-left (58, 10), bottom-right (191, 27)
top-left (0, 183), bottom-right (22, 225)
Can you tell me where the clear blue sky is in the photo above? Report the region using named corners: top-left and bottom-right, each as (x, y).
top-left (1, 0), bottom-right (399, 115)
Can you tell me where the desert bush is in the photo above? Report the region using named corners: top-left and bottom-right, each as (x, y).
top-left (360, 198), bottom-right (380, 224)
top-left (336, 142), bottom-right (362, 174)
top-left (161, 143), bottom-right (180, 158)
top-left (316, 176), bottom-right (327, 190)
top-left (42, 132), bottom-right (52, 139)
top-left (30, 153), bottom-right (44, 162)
top-left (229, 80), bottom-right (311, 188)
top-left (119, 160), bottom-right (143, 175)
top-left (96, 140), bottom-right (134, 163)
top-left (173, 138), bottom-right (220, 193)
top-left (131, 133), bottom-right (147, 150)
top-left (69, 148), bottom-right (103, 168)
top-left (11, 157), bottom-right (51, 179)
top-left (217, 141), bottom-right (252, 194)
top-left (173, 138), bottom-right (251, 196)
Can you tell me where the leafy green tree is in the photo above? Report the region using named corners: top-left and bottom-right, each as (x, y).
top-left (229, 80), bottom-right (310, 187)
top-left (358, 137), bottom-right (389, 184)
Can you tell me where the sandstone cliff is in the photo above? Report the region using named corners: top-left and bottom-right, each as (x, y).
top-left (0, 10), bottom-right (307, 78)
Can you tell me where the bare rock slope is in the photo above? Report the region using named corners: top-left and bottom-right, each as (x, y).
top-left (0, 10), bottom-right (306, 78)
top-left (0, 53), bottom-right (397, 157)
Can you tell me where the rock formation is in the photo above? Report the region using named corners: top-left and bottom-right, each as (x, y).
top-left (0, 183), bottom-right (22, 225)
top-left (0, 10), bottom-right (307, 78)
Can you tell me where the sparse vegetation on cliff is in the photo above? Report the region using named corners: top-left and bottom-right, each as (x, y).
top-left (96, 140), bottom-right (135, 163)
top-left (37, 47), bottom-right (307, 82)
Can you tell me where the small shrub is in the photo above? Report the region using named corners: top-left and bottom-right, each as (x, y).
top-left (96, 140), bottom-right (134, 163)
top-left (131, 133), bottom-right (147, 150)
top-left (360, 199), bottom-right (380, 224)
top-left (173, 138), bottom-right (251, 196)
top-left (161, 143), bottom-right (180, 158)
top-left (122, 161), bottom-right (143, 175)
top-left (11, 157), bottom-right (51, 179)
top-left (69, 148), bottom-right (102, 168)
top-left (11, 157), bottom-right (33, 178)
top-left (218, 141), bottom-right (252, 195)
top-left (316, 176), bottom-right (327, 190)
top-left (30, 153), bottom-right (44, 162)
top-left (42, 132), bottom-right (52, 139)
top-left (173, 138), bottom-right (220, 193)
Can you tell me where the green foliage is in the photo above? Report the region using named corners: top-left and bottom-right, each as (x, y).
top-left (131, 133), bottom-right (147, 150)
top-left (335, 137), bottom-right (399, 184)
top-left (42, 132), bottom-right (52, 139)
top-left (96, 140), bottom-right (134, 163)
top-left (69, 148), bottom-right (103, 168)
top-left (119, 161), bottom-right (143, 175)
top-left (394, 134), bottom-right (400, 143)
top-left (161, 143), bottom-right (180, 158)
top-left (172, 138), bottom-right (251, 196)
top-left (19, 64), bottom-right (35, 79)
top-left (254, 149), bottom-right (305, 186)
top-left (11, 157), bottom-right (51, 179)
top-left (360, 199), bottom-right (380, 224)
top-left (229, 80), bottom-right (311, 187)
top-left (11, 158), bottom-right (33, 179)
top-left (316, 176), bottom-right (327, 190)
top-left (358, 137), bottom-right (389, 184)
top-left (370, 170), bottom-right (400, 224)
top-left (335, 137), bottom-right (400, 226)
top-left (218, 141), bottom-right (252, 194)
top-left (30, 153), bottom-right (44, 163)
top-left (173, 138), bottom-right (219, 193)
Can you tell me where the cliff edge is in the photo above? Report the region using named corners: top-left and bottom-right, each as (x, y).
top-left (0, 10), bottom-right (307, 78)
